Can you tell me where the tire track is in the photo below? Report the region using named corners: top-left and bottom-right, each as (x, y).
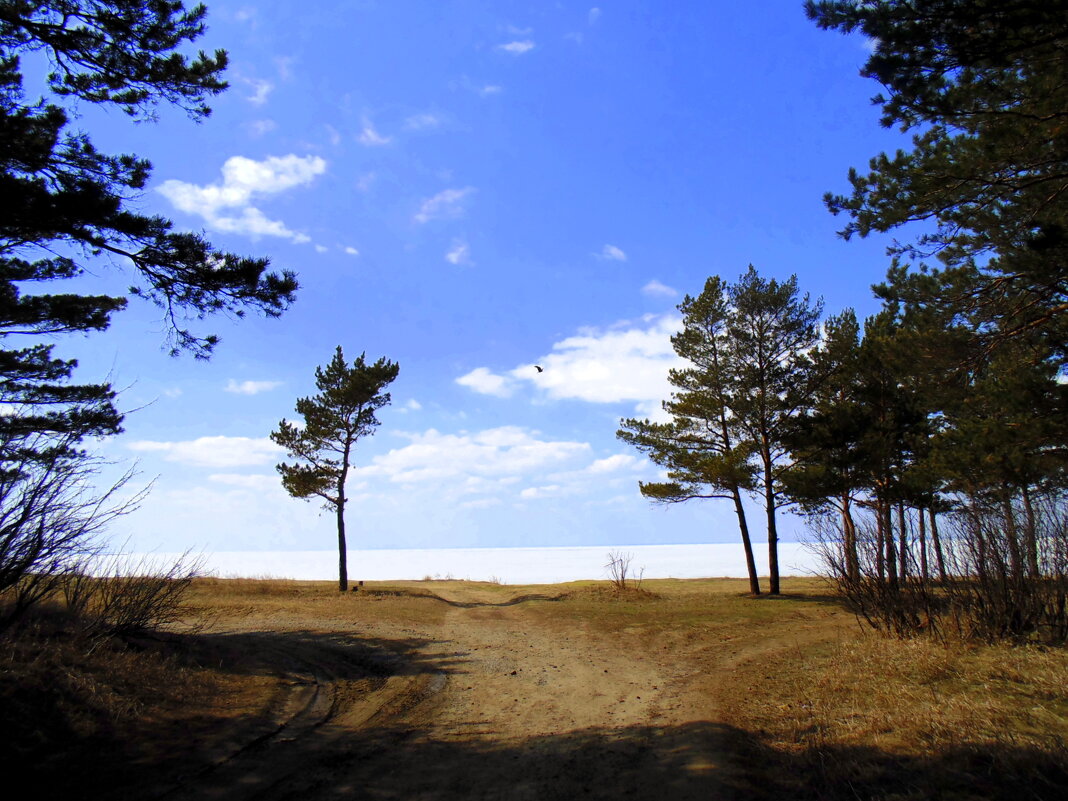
top-left (154, 636), bottom-right (445, 801)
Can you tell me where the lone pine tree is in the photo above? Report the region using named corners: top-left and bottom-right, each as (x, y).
top-left (272, 347), bottom-right (399, 592)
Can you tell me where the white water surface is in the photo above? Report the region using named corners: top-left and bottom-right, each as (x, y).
top-left (152, 542), bottom-right (822, 585)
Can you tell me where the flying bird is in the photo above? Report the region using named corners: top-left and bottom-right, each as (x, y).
top-left (535, 365), bottom-right (544, 373)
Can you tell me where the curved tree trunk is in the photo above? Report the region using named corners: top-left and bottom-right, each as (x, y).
top-left (732, 488), bottom-right (760, 595)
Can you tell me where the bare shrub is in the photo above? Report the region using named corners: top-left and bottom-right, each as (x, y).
top-left (605, 551), bottom-right (644, 590)
top-left (809, 491), bottom-right (1068, 643)
top-left (70, 551), bottom-right (204, 636)
top-left (0, 439), bottom-right (149, 629)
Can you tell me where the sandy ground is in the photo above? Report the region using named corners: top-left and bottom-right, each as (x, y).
top-left (129, 583), bottom-right (846, 801)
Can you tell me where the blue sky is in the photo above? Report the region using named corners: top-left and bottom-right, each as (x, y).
top-left (64, 1), bottom-right (909, 554)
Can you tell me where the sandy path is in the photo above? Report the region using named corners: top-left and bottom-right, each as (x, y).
top-left (150, 586), bottom-right (838, 801)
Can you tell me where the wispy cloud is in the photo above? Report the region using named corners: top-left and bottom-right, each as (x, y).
top-left (497, 40), bottom-right (535, 54)
top-left (209, 473), bottom-right (278, 490)
top-left (157, 154), bottom-right (326, 242)
top-left (243, 77), bottom-right (273, 105)
top-left (344, 246), bottom-right (360, 256)
top-left (445, 239), bottom-right (471, 265)
top-left (128, 436), bottom-right (283, 468)
top-left (414, 187), bottom-right (475, 224)
top-left (248, 119), bottom-right (276, 137)
top-left (355, 172), bottom-right (376, 192)
top-left (358, 117), bottom-right (391, 146)
top-left (479, 84), bottom-right (503, 96)
top-left (597, 244), bottom-right (627, 261)
top-left (589, 7), bottom-right (602, 24)
top-left (641, 279), bottom-right (677, 298)
top-left (225, 379), bottom-right (282, 395)
top-left (404, 112), bottom-right (442, 131)
top-left (354, 426), bottom-right (589, 490)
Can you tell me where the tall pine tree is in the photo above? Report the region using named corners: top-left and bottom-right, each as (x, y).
top-left (272, 348), bottom-right (399, 592)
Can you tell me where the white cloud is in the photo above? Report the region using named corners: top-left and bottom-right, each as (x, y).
top-left (524, 315), bottom-right (682, 407)
top-left (325, 124), bottom-right (342, 146)
top-left (456, 366), bottom-right (514, 398)
top-left (498, 40), bottom-right (535, 54)
top-left (358, 117), bottom-right (391, 146)
top-left (479, 84), bottom-right (503, 96)
top-left (355, 427), bottom-right (589, 490)
top-left (642, 279), bottom-right (677, 298)
top-left (404, 113), bottom-right (441, 130)
top-left (414, 187), bottom-right (475, 224)
top-left (459, 497), bottom-right (502, 510)
top-left (445, 239), bottom-right (471, 265)
top-left (315, 244), bottom-right (328, 253)
top-left (405, 399), bottom-right (422, 411)
top-left (597, 244), bottom-right (627, 261)
top-left (520, 484), bottom-right (561, 500)
top-left (244, 78), bottom-right (273, 105)
top-left (225, 379), bottom-right (282, 395)
top-left (458, 315), bottom-right (683, 418)
top-left (589, 8), bottom-right (602, 24)
top-left (344, 246), bottom-right (360, 256)
top-left (157, 154), bottom-right (326, 242)
top-left (586, 454), bottom-right (638, 473)
top-left (128, 436), bottom-right (283, 468)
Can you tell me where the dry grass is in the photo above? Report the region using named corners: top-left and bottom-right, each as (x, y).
top-left (3, 575), bottom-right (1066, 800)
top-left (726, 628), bottom-right (1068, 799)
top-left (0, 606), bottom-right (230, 797)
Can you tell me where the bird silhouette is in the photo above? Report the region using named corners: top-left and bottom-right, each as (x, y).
top-left (535, 365), bottom-right (544, 373)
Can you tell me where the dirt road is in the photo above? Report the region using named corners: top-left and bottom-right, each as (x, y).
top-left (141, 582), bottom-right (844, 801)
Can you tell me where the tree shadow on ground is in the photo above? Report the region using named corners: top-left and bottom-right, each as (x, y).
top-left (7, 626), bottom-right (1066, 801)
top-left (156, 717), bottom-right (1068, 801)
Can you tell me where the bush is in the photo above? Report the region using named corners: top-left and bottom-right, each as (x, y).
top-left (810, 491), bottom-right (1068, 643)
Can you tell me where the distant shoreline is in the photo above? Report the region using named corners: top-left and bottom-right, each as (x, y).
top-left (124, 542), bottom-right (822, 584)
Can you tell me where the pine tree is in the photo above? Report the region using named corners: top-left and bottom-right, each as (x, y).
top-left (0, 1), bottom-right (299, 468)
top-left (618, 268), bottom-right (822, 595)
top-left (271, 348), bottom-right (399, 592)
top-left (807, 0), bottom-right (1068, 362)
top-left (726, 267), bottom-right (823, 595)
top-left (618, 276), bottom-right (762, 594)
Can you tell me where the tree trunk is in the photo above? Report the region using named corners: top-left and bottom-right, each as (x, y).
top-left (336, 495), bottom-right (347, 592)
top-left (918, 505), bottom-right (929, 582)
top-left (842, 493), bottom-right (859, 582)
top-left (1002, 495), bottom-right (1023, 583)
top-left (930, 508), bottom-right (947, 582)
top-left (1021, 484), bottom-right (1040, 577)
top-left (762, 451), bottom-right (780, 596)
top-left (897, 502), bottom-right (909, 583)
top-left (875, 500), bottom-right (886, 582)
top-left (336, 450), bottom-right (350, 592)
top-left (883, 498), bottom-right (898, 591)
top-left (732, 488), bottom-right (760, 595)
